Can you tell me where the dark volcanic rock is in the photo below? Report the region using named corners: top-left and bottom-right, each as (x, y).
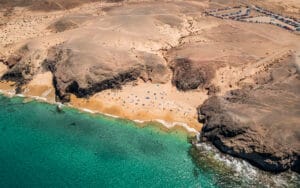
top-left (4, 45), bottom-right (30, 68)
top-left (170, 57), bottom-right (214, 91)
top-left (47, 14), bottom-right (92, 33)
top-left (48, 19), bottom-right (79, 33)
top-left (45, 43), bottom-right (169, 102)
top-left (1, 44), bottom-right (38, 89)
top-left (198, 56), bottom-right (300, 173)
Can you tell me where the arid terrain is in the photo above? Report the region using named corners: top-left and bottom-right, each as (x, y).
top-left (0, 0), bottom-right (299, 173)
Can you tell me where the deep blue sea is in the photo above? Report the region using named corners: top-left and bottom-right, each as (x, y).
top-left (0, 95), bottom-right (299, 187)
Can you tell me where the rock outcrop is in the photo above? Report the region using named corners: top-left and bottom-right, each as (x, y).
top-left (1, 0), bottom-right (300, 175)
top-left (45, 43), bottom-right (169, 101)
top-left (1, 44), bottom-right (41, 91)
top-left (47, 14), bottom-right (92, 33)
top-left (169, 58), bottom-right (214, 91)
top-left (198, 55), bottom-right (300, 173)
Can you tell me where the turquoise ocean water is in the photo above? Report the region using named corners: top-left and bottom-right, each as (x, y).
top-left (0, 95), bottom-right (299, 187)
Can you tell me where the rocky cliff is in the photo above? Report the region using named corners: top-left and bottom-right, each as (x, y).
top-left (45, 44), bottom-right (169, 101)
top-left (198, 56), bottom-right (300, 173)
top-left (1, 0), bottom-right (300, 175)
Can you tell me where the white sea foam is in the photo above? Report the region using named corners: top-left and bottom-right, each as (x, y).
top-left (154, 119), bottom-right (198, 134)
top-left (133, 119), bottom-right (145, 124)
top-left (0, 90), bottom-right (16, 97)
top-left (0, 91), bottom-right (199, 134)
top-left (133, 119), bottom-right (199, 134)
top-left (195, 142), bottom-right (213, 151)
top-left (30, 95), bottom-right (48, 102)
top-left (1, 90), bottom-right (298, 187)
top-left (16, 94), bottom-right (25, 97)
top-left (195, 142), bottom-right (258, 179)
top-left (102, 113), bottom-right (119, 119)
top-left (69, 105), bottom-right (120, 119)
top-left (81, 108), bottom-right (96, 114)
top-left (193, 142), bottom-right (299, 187)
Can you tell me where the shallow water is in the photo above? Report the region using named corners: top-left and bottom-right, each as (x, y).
top-left (0, 95), bottom-right (298, 187)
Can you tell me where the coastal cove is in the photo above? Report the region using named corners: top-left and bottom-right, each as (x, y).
top-left (0, 94), bottom-right (299, 187)
top-left (0, 0), bottom-right (300, 187)
top-left (0, 79), bottom-right (203, 136)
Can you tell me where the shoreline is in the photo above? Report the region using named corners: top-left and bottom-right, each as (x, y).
top-left (0, 80), bottom-right (201, 136)
top-left (1, 84), bottom-right (299, 188)
top-left (0, 0), bottom-right (299, 185)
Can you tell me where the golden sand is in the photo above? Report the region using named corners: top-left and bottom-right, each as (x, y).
top-left (0, 81), bottom-right (15, 91)
top-left (69, 89), bottom-right (203, 135)
top-left (0, 74), bottom-right (203, 135)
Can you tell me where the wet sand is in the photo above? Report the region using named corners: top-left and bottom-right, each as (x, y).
top-left (0, 76), bottom-right (206, 135)
top-left (69, 80), bottom-right (206, 135)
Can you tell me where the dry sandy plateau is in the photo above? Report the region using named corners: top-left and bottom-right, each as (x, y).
top-left (0, 0), bottom-right (299, 173)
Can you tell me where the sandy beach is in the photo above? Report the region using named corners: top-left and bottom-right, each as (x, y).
top-left (1, 0), bottom-right (299, 174)
top-left (0, 75), bottom-right (206, 135)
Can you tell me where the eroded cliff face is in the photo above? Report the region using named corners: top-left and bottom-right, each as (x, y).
top-left (1, 0), bottom-right (300, 174)
top-left (1, 44), bottom-right (46, 92)
top-left (45, 44), bottom-right (169, 101)
top-left (169, 58), bottom-right (214, 91)
top-left (198, 56), bottom-right (300, 173)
